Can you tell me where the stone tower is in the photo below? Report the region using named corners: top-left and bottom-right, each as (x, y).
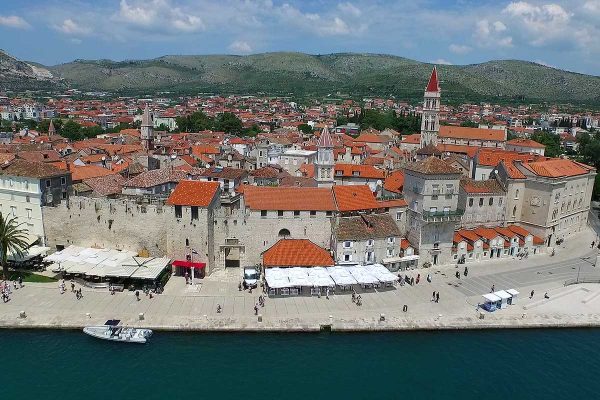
top-left (315, 126), bottom-right (334, 187)
top-left (48, 119), bottom-right (56, 137)
top-left (140, 104), bottom-right (154, 151)
top-left (419, 67), bottom-right (441, 148)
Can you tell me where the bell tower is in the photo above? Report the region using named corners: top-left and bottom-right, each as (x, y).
top-left (140, 104), bottom-right (154, 151)
top-left (315, 126), bottom-right (334, 187)
top-left (420, 67), bottom-right (441, 148)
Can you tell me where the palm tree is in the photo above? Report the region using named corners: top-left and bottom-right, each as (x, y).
top-left (0, 213), bottom-right (29, 280)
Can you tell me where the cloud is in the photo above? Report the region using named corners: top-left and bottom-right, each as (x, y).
top-left (433, 58), bottom-right (452, 65)
top-left (70, 38), bottom-right (82, 45)
top-left (474, 19), bottom-right (512, 48)
top-left (503, 2), bottom-right (572, 46)
top-left (228, 40), bottom-right (253, 54)
top-left (53, 19), bottom-right (92, 36)
top-left (0, 15), bottom-right (30, 29)
top-left (338, 2), bottom-right (361, 17)
top-left (277, 3), bottom-right (358, 36)
top-left (449, 44), bottom-right (471, 55)
top-left (113, 0), bottom-right (205, 33)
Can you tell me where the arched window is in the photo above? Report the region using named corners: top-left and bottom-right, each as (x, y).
top-left (185, 238), bottom-right (189, 247)
top-left (512, 206), bottom-right (517, 218)
top-left (479, 198), bottom-right (484, 207)
top-left (278, 228), bottom-right (291, 238)
top-left (515, 189), bottom-right (519, 199)
top-left (489, 198), bottom-right (493, 206)
top-left (468, 198), bottom-right (473, 207)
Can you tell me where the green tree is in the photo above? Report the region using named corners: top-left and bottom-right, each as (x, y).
top-left (243, 124), bottom-right (262, 137)
top-left (214, 112), bottom-right (243, 134)
top-left (60, 119), bottom-right (83, 141)
top-left (176, 111), bottom-right (213, 132)
top-left (531, 131), bottom-right (562, 158)
top-left (0, 213), bottom-right (29, 279)
top-left (298, 123), bottom-right (313, 135)
top-left (460, 120), bottom-right (479, 128)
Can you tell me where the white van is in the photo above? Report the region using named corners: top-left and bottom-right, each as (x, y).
top-left (243, 267), bottom-right (259, 289)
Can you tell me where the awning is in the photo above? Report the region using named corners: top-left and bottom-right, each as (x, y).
top-left (9, 245), bottom-right (50, 261)
top-left (172, 260), bottom-right (206, 269)
top-left (382, 255), bottom-right (420, 264)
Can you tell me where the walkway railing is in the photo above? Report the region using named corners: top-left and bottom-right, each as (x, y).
top-left (564, 277), bottom-right (600, 286)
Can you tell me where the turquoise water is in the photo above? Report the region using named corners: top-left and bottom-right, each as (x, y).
top-left (3, 329), bottom-right (599, 399)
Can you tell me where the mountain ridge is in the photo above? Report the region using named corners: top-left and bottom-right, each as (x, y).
top-left (2, 50), bottom-right (599, 104)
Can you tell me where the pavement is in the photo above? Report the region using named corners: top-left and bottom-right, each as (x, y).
top-left (1, 227), bottom-right (600, 332)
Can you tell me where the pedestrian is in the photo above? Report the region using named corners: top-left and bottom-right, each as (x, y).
top-left (427, 274), bottom-right (432, 283)
top-left (530, 290), bottom-right (535, 299)
top-left (71, 282), bottom-right (75, 292)
top-left (357, 295), bottom-right (362, 306)
top-left (411, 277), bottom-right (415, 285)
top-left (217, 304), bottom-right (222, 313)
top-left (491, 284), bottom-right (495, 293)
top-left (592, 241), bottom-right (596, 248)
top-left (435, 292), bottom-right (440, 303)
top-left (326, 287), bottom-right (330, 299)
top-left (135, 290), bottom-right (140, 301)
top-left (352, 292), bottom-right (356, 303)
top-left (254, 304), bottom-right (258, 315)
top-left (416, 274), bottom-right (420, 284)
top-left (18, 276), bottom-right (22, 288)
top-left (13, 280), bottom-right (18, 290)
top-left (432, 291), bottom-right (436, 302)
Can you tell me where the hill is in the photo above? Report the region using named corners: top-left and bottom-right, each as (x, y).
top-left (0, 50), bottom-right (64, 92)
top-left (3, 50), bottom-right (600, 104)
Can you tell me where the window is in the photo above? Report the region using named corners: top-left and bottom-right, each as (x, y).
top-left (367, 239), bottom-right (374, 247)
top-left (387, 237), bottom-right (395, 244)
top-left (344, 254), bottom-right (352, 262)
top-left (191, 206), bottom-right (199, 220)
top-left (9, 178), bottom-right (13, 187)
top-left (489, 198), bottom-right (493, 206)
top-left (175, 205), bottom-right (182, 218)
top-left (61, 191), bottom-right (67, 200)
top-left (468, 198), bottom-right (473, 207)
top-left (479, 198), bottom-right (484, 207)
top-left (261, 210), bottom-right (267, 217)
top-left (278, 229), bottom-right (290, 238)
top-left (293, 210), bottom-right (300, 218)
top-left (26, 196), bottom-right (30, 203)
top-left (387, 248), bottom-right (394, 257)
top-left (10, 206), bottom-right (16, 216)
top-left (326, 211), bottom-right (332, 217)
top-left (512, 206), bottom-right (517, 218)
top-left (429, 207), bottom-right (437, 213)
top-left (343, 241), bottom-right (353, 249)
top-left (26, 209), bottom-right (32, 219)
top-left (499, 197), bottom-right (503, 206)
top-left (366, 251), bottom-right (374, 262)
top-left (277, 210), bottom-right (284, 217)
top-left (185, 238), bottom-right (189, 247)
top-left (396, 211), bottom-right (402, 221)
top-left (515, 189), bottom-right (519, 199)
top-left (310, 210), bottom-right (316, 217)
top-left (25, 181), bottom-right (29, 190)
top-left (61, 177), bottom-right (66, 185)
top-left (46, 179), bottom-right (51, 188)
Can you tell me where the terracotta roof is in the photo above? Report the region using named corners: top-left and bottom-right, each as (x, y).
top-left (334, 163), bottom-right (385, 179)
top-left (416, 144), bottom-right (442, 155)
top-left (354, 133), bottom-right (390, 144)
top-left (437, 143), bottom-right (480, 158)
top-left (166, 181), bottom-right (220, 207)
top-left (83, 174), bottom-right (126, 196)
top-left (70, 165), bottom-right (117, 181)
top-left (404, 157), bottom-right (460, 175)
top-left (263, 239), bottom-right (334, 267)
top-left (124, 168), bottom-right (188, 188)
top-left (377, 198), bottom-right (408, 208)
top-left (0, 159), bottom-right (67, 179)
top-left (522, 159), bottom-right (591, 178)
top-left (506, 138), bottom-right (545, 149)
top-left (279, 176), bottom-right (317, 187)
top-left (383, 170), bottom-right (404, 194)
top-left (473, 226), bottom-right (502, 241)
top-left (477, 149), bottom-right (541, 167)
top-left (426, 66), bottom-right (439, 92)
top-left (243, 186), bottom-right (336, 211)
top-left (401, 134), bottom-right (421, 144)
top-left (440, 125), bottom-right (505, 142)
top-left (333, 185), bottom-right (379, 212)
top-left (400, 238), bottom-right (413, 250)
top-left (460, 179), bottom-right (504, 194)
top-left (337, 214), bottom-right (400, 240)
top-left (501, 160), bottom-right (527, 179)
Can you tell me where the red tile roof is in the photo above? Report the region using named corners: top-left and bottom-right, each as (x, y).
top-left (383, 170), bottom-right (404, 194)
top-left (166, 181), bottom-right (220, 207)
top-left (243, 186), bottom-right (336, 211)
top-left (263, 239), bottom-right (334, 267)
top-left (377, 198), bottom-right (408, 208)
top-left (506, 138), bottom-right (545, 149)
top-left (333, 185), bottom-right (379, 212)
top-left (334, 163), bottom-right (385, 179)
top-left (70, 165), bottom-right (116, 181)
top-left (401, 134), bottom-right (421, 144)
top-left (440, 125), bottom-right (505, 142)
top-left (426, 66), bottom-right (439, 92)
top-left (522, 159), bottom-right (591, 178)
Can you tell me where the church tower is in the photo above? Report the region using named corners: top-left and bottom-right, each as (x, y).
top-left (140, 104), bottom-right (154, 151)
top-left (419, 67), bottom-right (441, 148)
top-left (48, 119), bottom-right (56, 137)
top-left (315, 126), bottom-right (334, 187)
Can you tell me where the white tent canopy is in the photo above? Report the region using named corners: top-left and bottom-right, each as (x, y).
top-left (346, 266), bottom-right (380, 285)
top-left (327, 267), bottom-right (358, 286)
top-left (364, 264), bottom-right (398, 283)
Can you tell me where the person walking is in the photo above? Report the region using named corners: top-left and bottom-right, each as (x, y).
top-left (490, 284), bottom-right (495, 293)
top-left (435, 292), bottom-right (440, 303)
top-left (530, 290), bottom-right (535, 299)
top-left (135, 290), bottom-right (140, 301)
top-left (18, 276), bottom-right (22, 288)
top-left (432, 291), bottom-right (436, 302)
top-left (254, 304), bottom-right (258, 315)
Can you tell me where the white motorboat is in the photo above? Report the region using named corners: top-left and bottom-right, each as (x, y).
top-left (83, 320), bottom-right (153, 344)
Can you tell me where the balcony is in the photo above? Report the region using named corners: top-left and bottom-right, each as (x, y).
top-left (421, 209), bottom-right (464, 222)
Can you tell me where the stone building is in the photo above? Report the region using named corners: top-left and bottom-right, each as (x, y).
top-left (403, 157), bottom-right (462, 266)
top-left (314, 126), bottom-right (335, 187)
top-left (335, 214), bottom-right (401, 266)
top-left (458, 179), bottom-right (506, 229)
top-left (420, 67), bottom-right (441, 148)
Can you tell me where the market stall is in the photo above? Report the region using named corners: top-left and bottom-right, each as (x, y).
top-left (481, 293), bottom-right (502, 312)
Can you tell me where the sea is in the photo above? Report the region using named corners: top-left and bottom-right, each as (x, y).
top-left (3, 328), bottom-right (598, 399)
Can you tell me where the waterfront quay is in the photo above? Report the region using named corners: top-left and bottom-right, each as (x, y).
top-left (2, 229), bottom-right (600, 332)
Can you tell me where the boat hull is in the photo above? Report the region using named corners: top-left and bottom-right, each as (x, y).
top-left (83, 326), bottom-right (153, 344)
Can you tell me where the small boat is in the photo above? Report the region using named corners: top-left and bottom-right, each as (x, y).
top-left (83, 320), bottom-right (153, 344)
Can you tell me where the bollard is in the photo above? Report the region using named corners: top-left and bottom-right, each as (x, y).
top-left (329, 315), bottom-right (333, 324)
top-left (86, 313), bottom-right (91, 318)
top-left (258, 314), bottom-right (262, 322)
top-left (203, 314), bottom-right (208, 319)
top-left (522, 312), bottom-right (527, 319)
top-left (138, 313), bottom-right (144, 320)
top-left (379, 313), bottom-right (385, 321)
top-left (403, 304), bottom-right (408, 312)
top-left (19, 310), bottom-right (26, 319)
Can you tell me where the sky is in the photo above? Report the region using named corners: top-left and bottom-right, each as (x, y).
top-left (1, 0), bottom-right (599, 75)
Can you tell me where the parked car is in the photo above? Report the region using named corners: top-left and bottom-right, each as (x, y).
top-left (243, 267), bottom-right (259, 289)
